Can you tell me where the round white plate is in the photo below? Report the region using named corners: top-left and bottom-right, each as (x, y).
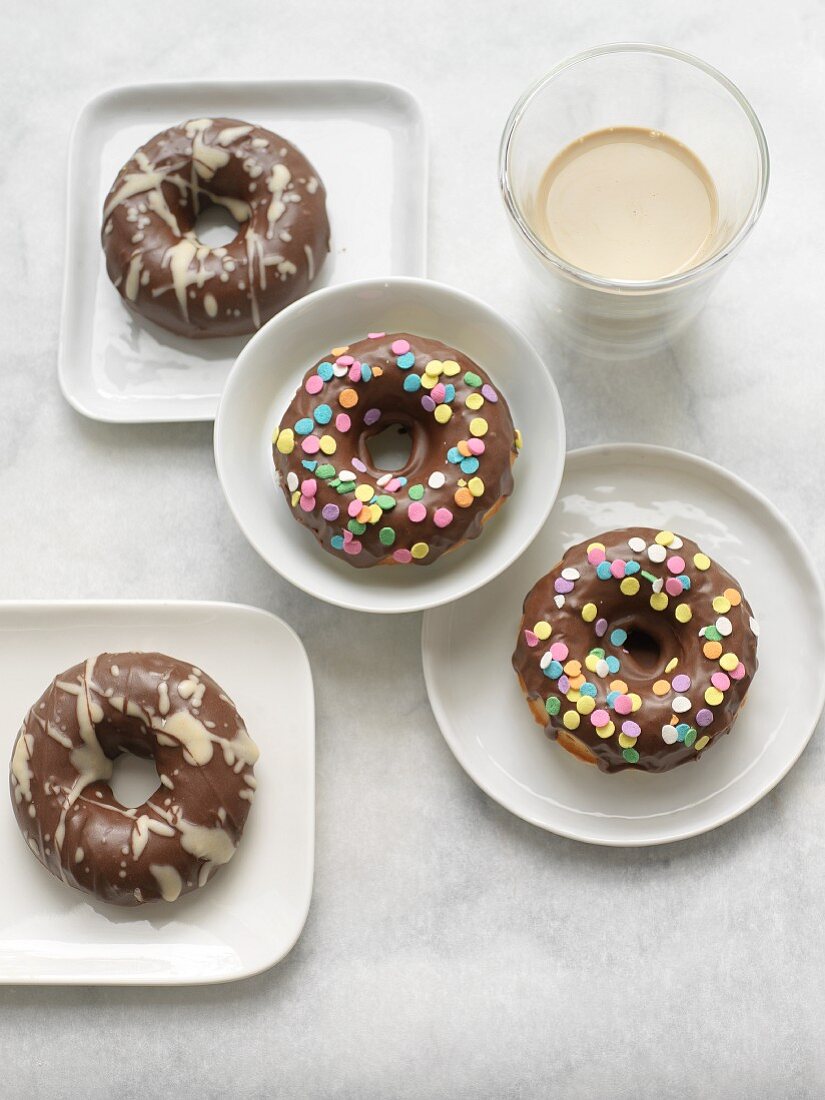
top-left (215, 277), bottom-right (565, 613)
top-left (422, 444), bottom-right (825, 845)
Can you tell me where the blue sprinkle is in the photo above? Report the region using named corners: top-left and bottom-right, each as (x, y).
top-left (606, 655), bottom-right (621, 674)
top-left (596, 562), bottom-right (612, 580)
top-left (610, 628), bottom-right (628, 647)
top-left (317, 362), bottom-right (333, 381)
top-left (295, 417), bottom-right (314, 436)
top-left (543, 660), bottom-right (563, 680)
top-left (361, 364), bottom-right (372, 382)
top-left (397, 352), bottom-right (416, 370)
top-left (446, 447), bottom-right (462, 464)
top-left (678, 574), bottom-right (691, 590)
top-left (460, 457), bottom-right (480, 475)
top-left (330, 535), bottom-right (345, 551)
top-left (301, 460), bottom-right (317, 471)
top-left (314, 404), bottom-right (332, 425)
top-left (676, 722), bottom-right (690, 742)
top-left (396, 477), bottom-right (408, 486)
top-left (580, 683), bottom-right (597, 698)
top-left (444, 384), bottom-right (456, 403)
top-left (403, 374), bottom-right (421, 393)
top-left (606, 690), bottom-right (619, 708)
top-left (624, 561), bottom-right (641, 575)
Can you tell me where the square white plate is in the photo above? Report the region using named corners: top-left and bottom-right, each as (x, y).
top-left (59, 79), bottom-right (427, 424)
top-left (0, 600), bottom-right (314, 985)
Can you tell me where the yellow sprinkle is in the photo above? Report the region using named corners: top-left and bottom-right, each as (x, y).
top-left (368, 504), bottom-right (382, 524)
top-left (720, 652), bottom-right (738, 672)
top-left (319, 435), bottom-right (336, 455)
top-left (712, 596), bottom-right (731, 614)
top-left (330, 345), bottom-right (349, 356)
top-left (618, 733), bottom-right (637, 749)
top-left (587, 542), bottom-right (606, 554)
top-left (595, 721), bottom-right (614, 739)
top-left (628, 693), bottom-right (642, 713)
top-left (576, 695), bottom-right (595, 715)
top-left (271, 427), bottom-right (280, 443)
top-left (653, 680), bottom-right (670, 696)
top-left (514, 429), bottom-right (523, 450)
top-left (276, 428), bottom-right (295, 455)
top-left (566, 689), bottom-right (580, 702)
top-left (469, 417), bottom-right (488, 437)
top-left (411, 542), bottom-right (429, 560)
top-left (581, 602), bottom-right (597, 622)
top-left (694, 553), bottom-right (711, 571)
top-left (355, 484), bottom-right (373, 502)
top-left (442, 359), bottom-right (460, 376)
top-left (533, 620), bottom-right (552, 641)
top-left (290, 489), bottom-right (300, 507)
top-left (650, 592), bottom-right (669, 611)
top-left (563, 710), bottom-right (581, 731)
top-left (467, 477), bottom-right (485, 497)
top-left (655, 530), bottom-right (675, 546)
top-left (434, 405), bottom-right (452, 424)
top-left (620, 577), bottom-right (640, 596)
top-left (425, 359), bottom-right (443, 377)
top-left (705, 687), bottom-right (724, 706)
top-left (465, 393), bottom-right (484, 411)
top-left (420, 373), bottom-right (437, 390)
top-left (674, 603), bottom-right (692, 623)
top-left (585, 654), bottom-right (600, 672)
top-left (665, 657), bottom-right (678, 673)
top-left (609, 679), bottom-right (628, 694)
top-left (695, 735), bottom-right (710, 752)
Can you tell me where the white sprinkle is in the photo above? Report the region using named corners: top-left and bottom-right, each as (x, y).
top-left (554, 595), bottom-right (565, 609)
top-left (628, 537), bottom-right (646, 553)
top-left (561, 567), bottom-right (580, 581)
top-left (672, 696), bottom-right (692, 713)
top-left (648, 544), bottom-right (667, 563)
top-left (662, 725), bottom-right (679, 744)
top-left (750, 617), bottom-right (759, 637)
top-left (652, 578), bottom-right (664, 594)
top-left (428, 471), bottom-right (446, 490)
top-left (539, 652), bottom-right (552, 670)
top-left (716, 616), bottom-right (733, 637)
top-left (286, 471), bottom-right (299, 493)
top-left (377, 473), bottom-right (392, 487)
top-left (332, 363), bottom-right (348, 377)
top-left (595, 659), bottom-right (609, 678)
top-left (338, 471), bottom-right (356, 482)
top-left (669, 536), bottom-right (683, 549)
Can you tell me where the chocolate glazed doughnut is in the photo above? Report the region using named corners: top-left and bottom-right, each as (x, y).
top-left (9, 653), bottom-right (259, 906)
top-left (102, 117), bottom-right (330, 338)
top-left (512, 528), bottom-right (759, 773)
top-left (272, 332), bottom-right (521, 567)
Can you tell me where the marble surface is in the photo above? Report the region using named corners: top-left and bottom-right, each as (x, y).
top-left (1, 0), bottom-right (823, 1096)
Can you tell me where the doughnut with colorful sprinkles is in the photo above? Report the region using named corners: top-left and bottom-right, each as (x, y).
top-left (272, 333), bottom-right (520, 567)
top-left (512, 528), bottom-right (758, 773)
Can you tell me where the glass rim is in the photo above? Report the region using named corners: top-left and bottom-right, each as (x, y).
top-left (499, 42), bottom-right (771, 293)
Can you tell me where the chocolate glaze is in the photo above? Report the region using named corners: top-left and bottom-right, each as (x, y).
top-left (272, 332), bottom-right (519, 568)
top-left (101, 117), bottom-right (330, 338)
top-left (9, 653), bottom-right (259, 906)
top-left (512, 528), bottom-right (759, 773)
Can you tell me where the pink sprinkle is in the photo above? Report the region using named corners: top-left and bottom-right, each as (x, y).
top-left (588, 548), bottom-right (606, 566)
top-left (300, 478), bottom-right (317, 497)
top-left (352, 457), bottom-right (367, 472)
top-left (385, 478), bottom-right (402, 493)
top-left (549, 642), bottom-right (569, 661)
top-left (711, 672), bottom-right (731, 691)
top-left (364, 408), bottom-right (382, 426)
top-left (393, 548), bottom-right (412, 564)
top-left (433, 507), bottom-right (453, 528)
top-left (368, 332), bottom-right (385, 339)
top-left (421, 396), bottom-right (436, 413)
top-left (431, 382), bottom-right (446, 403)
top-left (321, 503), bottom-right (339, 521)
top-left (335, 413), bottom-right (351, 432)
top-left (343, 539), bottom-right (362, 556)
top-left (348, 364), bottom-right (361, 382)
top-left (305, 375), bottom-right (324, 395)
top-left (610, 559), bottom-right (627, 579)
top-left (467, 439), bottom-right (485, 455)
top-left (595, 618), bottom-right (608, 637)
top-left (524, 629), bottom-right (539, 648)
top-left (591, 709), bottom-right (610, 727)
top-left (298, 495), bottom-right (315, 513)
top-left (672, 674), bottom-right (691, 693)
top-left (391, 339), bottom-right (410, 355)
top-left (622, 720), bottom-right (641, 737)
top-left (667, 555), bottom-right (686, 574)
top-left (301, 436), bottom-right (320, 454)
top-left (342, 529), bottom-right (353, 544)
top-left (730, 662), bottom-right (746, 680)
top-left (554, 578), bottom-right (574, 594)
top-left (336, 355), bottom-right (354, 367)
top-left (347, 499), bottom-right (362, 517)
top-left (665, 577), bottom-right (683, 597)
top-left (614, 695), bottom-right (633, 715)
top-left (408, 502), bottom-right (427, 523)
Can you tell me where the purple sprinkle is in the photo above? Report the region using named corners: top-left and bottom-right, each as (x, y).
top-left (421, 395), bottom-right (436, 413)
top-left (672, 674), bottom-right (691, 693)
top-left (364, 408), bottom-right (382, 426)
top-left (558, 675), bottom-right (570, 694)
top-left (481, 384), bottom-right (498, 403)
top-left (321, 503), bottom-right (340, 521)
top-left (696, 709), bottom-right (714, 727)
top-left (554, 578), bottom-right (574, 594)
top-left (351, 457), bottom-right (367, 473)
top-left (621, 720), bottom-right (641, 737)
top-left (595, 618), bottom-right (608, 637)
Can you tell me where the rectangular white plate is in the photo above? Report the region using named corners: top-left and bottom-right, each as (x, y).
top-left (0, 600), bottom-right (314, 985)
top-left (59, 79), bottom-right (428, 424)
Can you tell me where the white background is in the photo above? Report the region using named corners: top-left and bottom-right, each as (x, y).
top-left (1, 0), bottom-right (823, 1096)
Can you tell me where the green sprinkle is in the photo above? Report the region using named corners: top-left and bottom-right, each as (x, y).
top-left (464, 371), bottom-right (482, 387)
top-left (328, 478), bottom-right (341, 488)
top-left (379, 527), bottom-right (396, 547)
top-left (545, 696), bottom-right (561, 716)
top-left (684, 728), bottom-right (697, 747)
top-left (347, 520), bottom-right (367, 535)
top-left (704, 626), bottom-right (723, 641)
top-left (622, 747), bottom-right (640, 764)
top-left (375, 495), bottom-right (396, 510)
top-left (641, 570), bottom-right (657, 583)
top-left (589, 647), bottom-right (605, 659)
top-left (408, 484), bottom-right (424, 501)
top-left (336, 483), bottom-right (355, 495)
top-left (316, 464), bottom-right (336, 479)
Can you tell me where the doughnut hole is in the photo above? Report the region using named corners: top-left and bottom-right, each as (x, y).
top-left (364, 423), bottom-right (414, 472)
top-left (193, 201), bottom-right (241, 248)
top-left (606, 604), bottom-right (685, 682)
top-left (358, 408), bottom-right (433, 478)
top-left (109, 752), bottom-right (162, 809)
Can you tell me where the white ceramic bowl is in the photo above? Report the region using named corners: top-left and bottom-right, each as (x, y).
top-left (214, 277), bottom-right (566, 613)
